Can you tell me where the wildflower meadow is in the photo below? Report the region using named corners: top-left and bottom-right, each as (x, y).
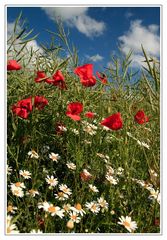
top-left (7, 12), bottom-right (160, 234)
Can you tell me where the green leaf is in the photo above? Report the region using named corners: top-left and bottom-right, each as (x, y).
top-left (58, 57), bottom-right (70, 69)
top-left (19, 33), bottom-right (39, 44)
top-left (14, 11), bottom-right (22, 34)
top-left (20, 28), bottom-right (34, 40)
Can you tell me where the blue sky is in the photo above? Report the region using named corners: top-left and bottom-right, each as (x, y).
top-left (7, 6), bottom-right (160, 71)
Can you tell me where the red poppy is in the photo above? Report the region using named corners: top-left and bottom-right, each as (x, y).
top-left (52, 70), bottom-right (67, 89)
top-left (7, 60), bottom-right (22, 71)
top-left (35, 71), bottom-right (54, 84)
top-left (100, 113), bottom-right (123, 130)
top-left (12, 97), bottom-right (33, 119)
top-left (74, 64), bottom-right (96, 87)
top-left (66, 102), bottom-right (83, 121)
top-left (34, 96), bottom-right (48, 110)
top-left (17, 98), bottom-right (33, 112)
top-left (85, 111), bottom-right (95, 119)
top-left (12, 107), bottom-right (29, 119)
top-left (12, 96), bottom-right (48, 119)
top-left (134, 110), bottom-right (149, 124)
top-left (96, 71), bottom-right (108, 84)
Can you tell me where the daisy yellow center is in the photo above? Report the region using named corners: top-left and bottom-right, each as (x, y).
top-left (71, 215), bottom-right (77, 220)
top-left (63, 188), bottom-right (68, 193)
top-left (48, 206), bottom-right (56, 213)
top-left (22, 172), bottom-right (28, 176)
top-left (75, 203), bottom-right (82, 210)
top-left (7, 206), bottom-right (13, 212)
top-left (29, 189), bottom-right (35, 194)
top-left (92, 204), bottom-right (97, 211)
top-left (49, 179), bottom-right (54, 183)
top-left (15, 182), bottom-right (21, 187)
top-left (123, 221), bottom-right (131, 228)
top-left (58, 192), bottom-right (64, 197)
top-left (100, 202), bottom-right (105, 207)
top-left (14, 189), bottom-right (19, 195)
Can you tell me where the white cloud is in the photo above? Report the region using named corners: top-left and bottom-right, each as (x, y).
top-left (74, 15), bottom-right (105, 38)
top-left (41, 7), bottom-right (88, 21)
top-left (41, 7), bottom-right (106, 38)
top-left (86, 53), bottom-right (104, 62)
top-left (118, 20), bottom-right (160, 67)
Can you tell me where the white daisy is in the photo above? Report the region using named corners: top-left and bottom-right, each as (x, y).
top-left (45, 175), bottom-right (58, 187)
top-left (28, 150), bottom-right (39, 159)
top-left (66, 162), bottom-right (76, 170)
top-left (70, 203), bottom-right (86, 216)
top-left (89, 184), bottom-right (99, 193)
top-left (97, 197), bottom-right (108, 210)
top-left (106, 175), bottom-right (118, 185)
top-left (6, 215), bottom-right (19, 234)
top-left (134, 179), bottom-right (153, 190)
top-left (10, 185), bottom-right (24, 198)
top-left (71, 129), bottom-right (79, 135)
top-left (7, 165), bottom-right (12, 175)
top-left (38, 202), bottom-right (64, 218)
top-left (47, 204), bottom-right (64, 218)
top-left (82, 122), bottom-right (97, 136)
top-left (106, 166), bottom-right (115, 176)
top-left (62, 203), bottom-right (71, 213)
top-left (69, 211), bottom-right (81, 223)
top-left (38, 201), bottom-right (49, 210)
top-left (85, 201), bottom-right (100, 214)
top-left (13, 182), bottom-right (26, 188)
top-left (57, 125), bottom-right (67, 132)
top-left (118, 216), bottom-right (138, 233)
top-left (49, 152), bottom-right (60, 162)
top-left (26, 189), bottom-right (39, 197)
top-left (148, 189), bottom-right (160, 204)
top-left (59, 184), bottom-right (72, 196)
top-left (19, 170), bottom-right (31, 179)
top-left (7, 205), bottom-right (17, 214)
top-left (55, 192), bottom-right (69, 201)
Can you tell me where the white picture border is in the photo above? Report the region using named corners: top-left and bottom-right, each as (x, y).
top-left (1, 0), bottom-right (166, 239)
